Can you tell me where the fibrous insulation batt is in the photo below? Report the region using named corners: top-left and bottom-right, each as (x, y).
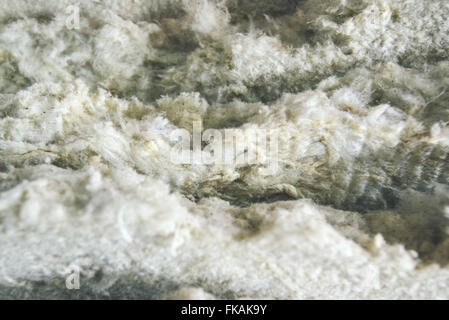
top-left (0, 0), bottom-right (449, 299)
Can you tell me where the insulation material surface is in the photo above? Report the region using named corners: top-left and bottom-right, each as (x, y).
top-left (0, 0), bottom-right (449, 299)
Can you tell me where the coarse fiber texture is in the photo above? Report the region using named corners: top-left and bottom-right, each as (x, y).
top-left (1, 0), bottom-right (449, 299)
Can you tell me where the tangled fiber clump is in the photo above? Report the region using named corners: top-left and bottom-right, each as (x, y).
top-left (0, 0), bottom-right (449, 299)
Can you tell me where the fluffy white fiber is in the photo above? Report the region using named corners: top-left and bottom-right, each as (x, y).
top-left (0, 0), bottom-right (449, 299)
